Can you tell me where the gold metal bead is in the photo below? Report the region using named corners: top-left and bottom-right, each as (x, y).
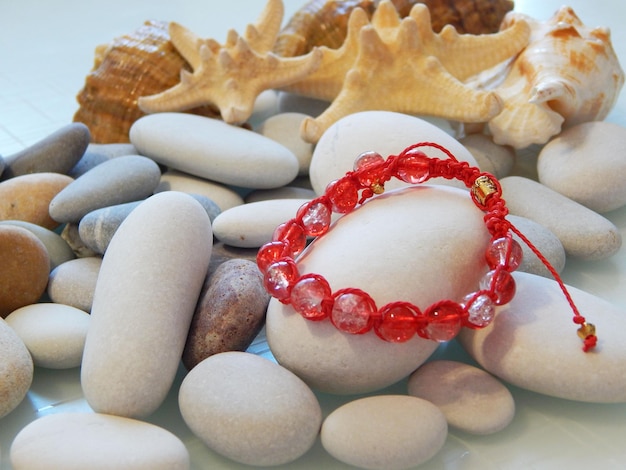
top-left (371, 182), bottom-right (385, 194)
top-left (577, 322), bottom-right (596, 339)
top-left (472, 175), bottom-right (498, 206)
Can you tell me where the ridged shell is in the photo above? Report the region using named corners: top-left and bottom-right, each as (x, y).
top-left (467, 6), bottom-right (625, 149)
top-left (274, 0), bottom-right (514, 56)
top-left (73, 20), bottom-right (219, 144)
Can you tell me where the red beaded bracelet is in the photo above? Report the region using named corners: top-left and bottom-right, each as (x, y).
top-left (257, 142), bottom-right (598, 352)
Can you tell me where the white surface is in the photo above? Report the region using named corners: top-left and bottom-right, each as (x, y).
top-left (1, 1), bottom-right (626, 469)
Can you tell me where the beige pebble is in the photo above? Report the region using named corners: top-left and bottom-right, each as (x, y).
top-left (0, 225), bottom-right (50, 318)
top-left (538, 121), bottom-right (626, 213)
top-left (0, 172), bottom-right (73, 229)
top-left (179, 351), bottom-right (321, 466)
top-left (257, 112), bottom-right (314, 175)
top-left (5, 303), bottom-right (90, 369)
top-left (48, 257), bottom-right (102, 312)
top-left (183, 259), bottom-right (269, 370)
top-left (81, 191), bottom-right (212, 418)
top-left (500, 176), bottom-right (621, 260)
top-left (408, 360), bottom-right (515, 435)
top-left (267, 185), bottom-right (491, 394)
top-left (458, 271), bottom-right (626, 403)
top-left (10, 412), bottom-right (190, 470)
top-left (244, 185), bottom-right (316, 203)
top-left (460, 133), bottom-right (515, 178)
top-left (0, 318), bottom-right (34, 419)
top-left (321, 395), bottom-right (447, 470)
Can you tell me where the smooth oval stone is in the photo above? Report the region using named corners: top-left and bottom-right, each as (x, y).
top-left (49, 155), bottom-right (161, 223)
top-left (10, 412), bottom-right (190, 470)
top-left (321, 395), bottom-right (447, 470)
top-left (208, 242), bottom-right (259, 276)
top-left (69, 142), bottom-right (138, 177)
top-left (500, 176), bottom-right (621, 260)
top-left (179, 351), bottom-right (321, 466)
top-left (5, 303), bottom-right (90, 369)
top-left (213, 198), bottom-right (312, 248)
top-left (48, 257), bottom-right (102, 312)
top-left (183, 259), bottom-right (269, 370)
top-left (155, 169), bottom-right (244, 211)
top-left (0, 225), bottom-right (50, 318)
top-left (309, 111), bottom-right (478, 195)
top-left (245, 186), bottom-right (317, 203)
top-left (458, 271), bottom-right (626, 403)
top-left (0, 220), bottom-right (75, 270)
top-left (0, 172), bottom-right (73, 229)
top-left (459, 133), bottom-right (515, 178)
top-left (408, 360), bottom-right (515, 435)
top-left (507, 214), bottom-right (566, 277)
top-left (277, 91), bottom-right (330, 117)
top-left (81, 191), bottom-right (212, 418)
top-left (1, 123), bottom-right (90, 180)
top-left (130, 113), bottom-right (299, 189)
top-left (267, 185), bottom-right (491, 394)
top-left (258, 112), bottom-right (314, 175)
top-left (538, 121), bottom-right (626, 213)
top-left (0, 318), bottom-right (33, 419)
top-left (247, 89), bottom-right (280, 127)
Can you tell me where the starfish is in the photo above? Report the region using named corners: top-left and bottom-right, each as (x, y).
top-left (138, 0), bottom-right (322, 124)
top-left (290, 0), bottom-right (531, 143)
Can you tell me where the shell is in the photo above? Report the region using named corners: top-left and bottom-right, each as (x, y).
top-left (274, 0), bottom-right (514, 56)
top-left (466, 6), bottom-right (625, 149)
top-left (73, 20), bottom-right (219, 144)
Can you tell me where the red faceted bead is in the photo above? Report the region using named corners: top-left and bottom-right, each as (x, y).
top-left (394, 149), bottom-right (431, 184)
top-left (263, 259), bottom-right (299, 301)
top-left (326, 178), bottom-right (359, 213)
top-left (422, 301), bottom-right (462, 342)
top-left (272, 220), bottom-right (306, 257)
top-left (480, 269), bottom-right (516, 305)
top-left (330, 290), bottom-right (376, 334)
top-left (374, 303), bottom-right (419, 343)
top-left (486, 236), bottom-right (523, 271)
top-left (297, 200), bottom-right (332, 237)
top-left (353, 151), bottom-right (385, 187)
top-left (290, 274), bottom-right (332, 321)
top-left (257, 241), bottom-right (291, 272)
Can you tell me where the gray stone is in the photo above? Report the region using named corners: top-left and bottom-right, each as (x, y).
top-left (500, 176), bottom-right (621, 260)
top-left (460, 133), bottom-right (516, 178)
top-left (179, 351), bottom-right (321, 466)
top-left (257, 112), bottom-right (314, 175)
top-left (1, 123), bottom-right (90, 180)
top-left (50, 155), bottom-right (161, 223)
top-left (245, 186), bottom-right (316, 203)
top-left (69, 142), bottom-right (137, 178)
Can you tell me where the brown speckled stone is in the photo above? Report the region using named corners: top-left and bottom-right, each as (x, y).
top-left (0, 225), bottom-right (50, 318)
top-left (183, 259), bottom-right (269, 370)
top-left (0, 172), bottom-right (74, 229)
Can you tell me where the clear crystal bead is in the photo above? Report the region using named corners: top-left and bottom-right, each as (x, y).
top-left (462, 292), bottom-right (496, 327)
top-left (331, 291), bottom-right (375, 334)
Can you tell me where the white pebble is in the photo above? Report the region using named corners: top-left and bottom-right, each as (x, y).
top-left (179, 351), bottom-right (321, 466)
top-left (5, 303), bottom-right (90, 369)
top-left (0, 318), bottom-right (33, 419)
top-left (257, 112), bottom-right (314, 175)
top-left (321, 395), bottom-right (447, 470)
top-left (10, 412), bottom-right (189, 470)
top-left (408, 360), bottom-right (515, 435)
top-left (47, 257), bottom-right (102, 312)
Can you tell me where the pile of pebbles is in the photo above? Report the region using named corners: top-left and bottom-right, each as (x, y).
top-left (2, 91), bottom-right (626, 468)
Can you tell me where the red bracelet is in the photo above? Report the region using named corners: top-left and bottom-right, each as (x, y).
top-left (257, 143), bottom-right (598, 352)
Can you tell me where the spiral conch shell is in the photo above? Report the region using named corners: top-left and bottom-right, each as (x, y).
top-left (274, 0), bottom-right (515, 57)
top-left (466, 6), bottom-right (625, 149)
top-left (73, 20), bottom-right (219, 143)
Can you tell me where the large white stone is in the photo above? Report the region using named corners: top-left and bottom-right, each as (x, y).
top-left (458, 271), bottom-right (626, 403)
top-left (266, 185), bottom-right (492, 394)
top-left (81, 191), bottom-right (212, 418)
top-left (10, 412), bottom-right (189, 470)
top-left (130, 113), bottom-right (299, 189)
top-left (179, 351), bottom-right (321, 466)
top-left (309, 111), bottom-right (478, 195)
